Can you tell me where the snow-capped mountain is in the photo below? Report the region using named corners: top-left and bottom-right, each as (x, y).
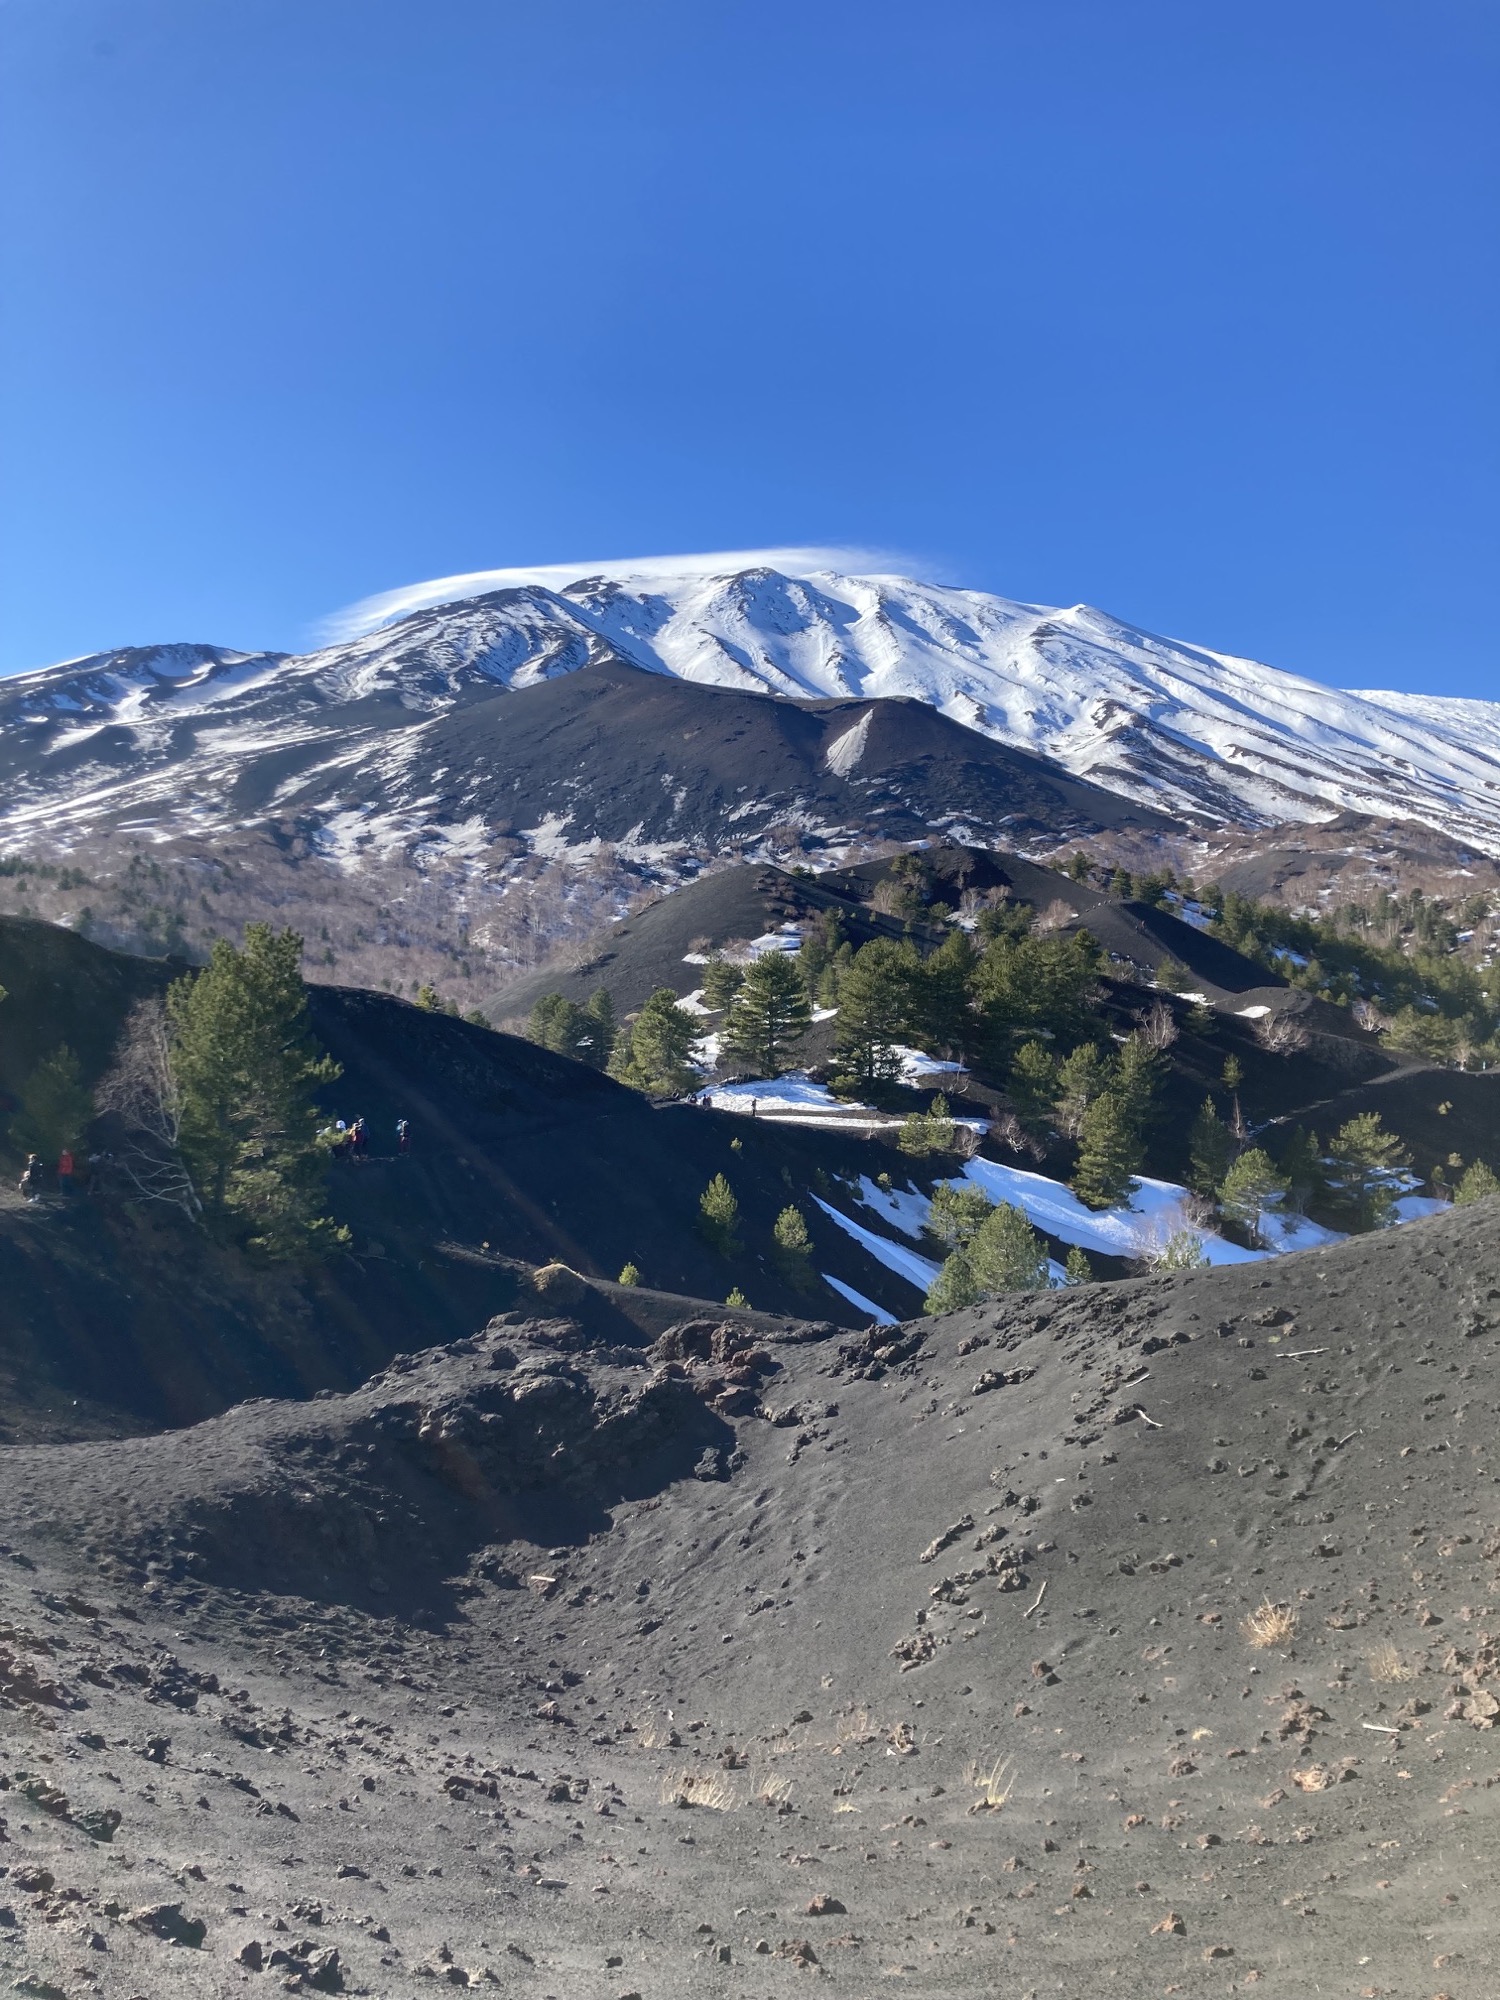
top-left (5, 565), bottom-right (1500, 858)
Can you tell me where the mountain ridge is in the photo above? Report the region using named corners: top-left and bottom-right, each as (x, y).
top-left (9, 564), bottom-right (1500, 859)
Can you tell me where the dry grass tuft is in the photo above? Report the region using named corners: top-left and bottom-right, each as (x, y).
top-left (1240, 1599), bottom-right (1298, 1650)
top-left (964, 1754), bottom-right (1015, 1812)
top-left (635, 1713), bottom-right (680, 1750)
top-left (1368, 1641), bottom-right (1415, 1684)
top-left (659, 1771), bottom-right (738, 1811)
top-left (754, 1773), bottom-right (793, 1807)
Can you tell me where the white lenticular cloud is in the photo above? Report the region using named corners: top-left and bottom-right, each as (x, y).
top-left (316, 545), bottom-right (922, 644)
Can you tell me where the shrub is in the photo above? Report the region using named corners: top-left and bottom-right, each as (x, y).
top-left (617, 1261), bottom-right (641, 1286)
top-left (1241, 1599), bottom-right (1297, 1649)
top-left (1150, 1227), bottom-right (1209, 1269)
top-left (724, 1287), bottom-right (750, 1309)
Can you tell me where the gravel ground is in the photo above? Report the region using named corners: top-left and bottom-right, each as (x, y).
top-left (2, 1202), bottom-right (1499, 1998)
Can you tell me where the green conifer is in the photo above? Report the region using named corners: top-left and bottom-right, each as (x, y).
top-left (1062, 1243), bottom-right (1093, 1285)
top-left (723, 952), bottom-right (812, 1077)
top-left (1071, 1091), bottom-right (1138, 1210)
top-left (1455, 1160), bottom-right (1500, 1205)
top-left (167, 925), bottom-right (343, 1258)
top-left (1187, 1096), bottom-right (1236, 1197)
top-left (14, 1045), bottom-right (93, 1159)
top-left (698, 1173), bottom-right (741, 1255)
top-left (967, 1201), bottom-right (1049, 1293)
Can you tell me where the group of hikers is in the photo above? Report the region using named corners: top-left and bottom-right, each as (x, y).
top-left (17, 1147), bottom-right (97, 1202)
top-left (16, 1116), bottom-right (413, 1203)
top-left (323, 1116), bottom-right (411, 1162)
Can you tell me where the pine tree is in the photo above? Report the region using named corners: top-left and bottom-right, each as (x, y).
top-left (1276, 1125), bottom-right (1324, 1213)
top-left (723, 952), bottom-right (811, 1077)
top-left (1455, 1160), bottom-right (1500, 1205)
top-left (1115, 1031), bottom-right (1166, 1142)
top-left (609, 988), bottom-right (700, 1096)
top-left (1054, 1042), bottom-right (1106, 1137)
top-left (924, 1247), bottom-right (979, 1316)
top-left (898, 1094), bottom-right (959, 1158)
top-left (14, 1045), bottom-right (93, 1159)
top-left (698, 1173), bottom-right (741, 1255)
top-left (926, 1181), bottom-right (995, 1249)
top-left (1187, 1096), bottom-right (1236, 1197)
top-left (917, 928), bottom-right (978, 1058)
top-left (617, 1260), bottom-right (642, 1286)
top-left (167, 925), bottom-right (344, 1258)
top-left (725, 1286), bottom-right (750, 1308)
top-left (832, 939), bottom-right (915, 1092)
top-left (967, 1201), bottom-right (1049, 1294)
top-left (581, 988), bottom-right (616, 1070)
top-left (1071, 1091), bottom-right (1137, 1210)
top-left (528, 992), bottom-right (588, 1058)
top-left (1325, 1112), bottom-right (1409, 1230)
top-left (1008, 1040), bottom-right (1059, 1133)
top-left (772, 1204), bottom-right (814, 1285)
top-left (701, 956), bottom-right (745, 1011)
top-left (1218, 1148), bottom-right (1289, 1247)
top-left (1063, 1243), bottom-right (1093, 1285)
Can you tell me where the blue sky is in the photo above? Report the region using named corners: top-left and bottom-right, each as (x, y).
top-left (1, 0), bottom-right (1495, 693)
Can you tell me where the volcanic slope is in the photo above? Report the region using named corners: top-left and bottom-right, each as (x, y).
top-left (3, 1203), bottom-right (1500, 1996)
top-left (489, 845), bottom-right (1284, 1027)
top-left (13, 563), bottom-right (1500, 850)
top-left (0, 916), bottom-right (936, 1435)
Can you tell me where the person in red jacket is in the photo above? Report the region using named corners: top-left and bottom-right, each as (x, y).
top-left (56, 1148), bottom-right (75, 1195)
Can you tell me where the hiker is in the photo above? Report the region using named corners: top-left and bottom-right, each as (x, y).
top-left (350, 1117), bottom-right (368, 1159)
top-left (396, 1117), bottom-right (410, 1155)
top-left (57, 1147), bottom-right (75, 1195)
top-left (19, 1155), bottom-right (44, 1202)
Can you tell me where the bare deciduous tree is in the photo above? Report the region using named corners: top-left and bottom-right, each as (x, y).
top-left (1137, 999), bottom-right (1180, 1050)
top-left (1034, 899), bottom-right (1076, 936)
top-left (95, 997), bottom-right (201, 1217)
top-left (1255, 1010), bottom-right (1311, 1055)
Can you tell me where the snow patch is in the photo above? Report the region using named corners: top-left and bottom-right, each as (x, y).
top-left (821, 1273), bottom-right (898, 1326)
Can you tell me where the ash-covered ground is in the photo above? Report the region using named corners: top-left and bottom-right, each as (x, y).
top-left (3, 1203), bottom-right (1500, 1998)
